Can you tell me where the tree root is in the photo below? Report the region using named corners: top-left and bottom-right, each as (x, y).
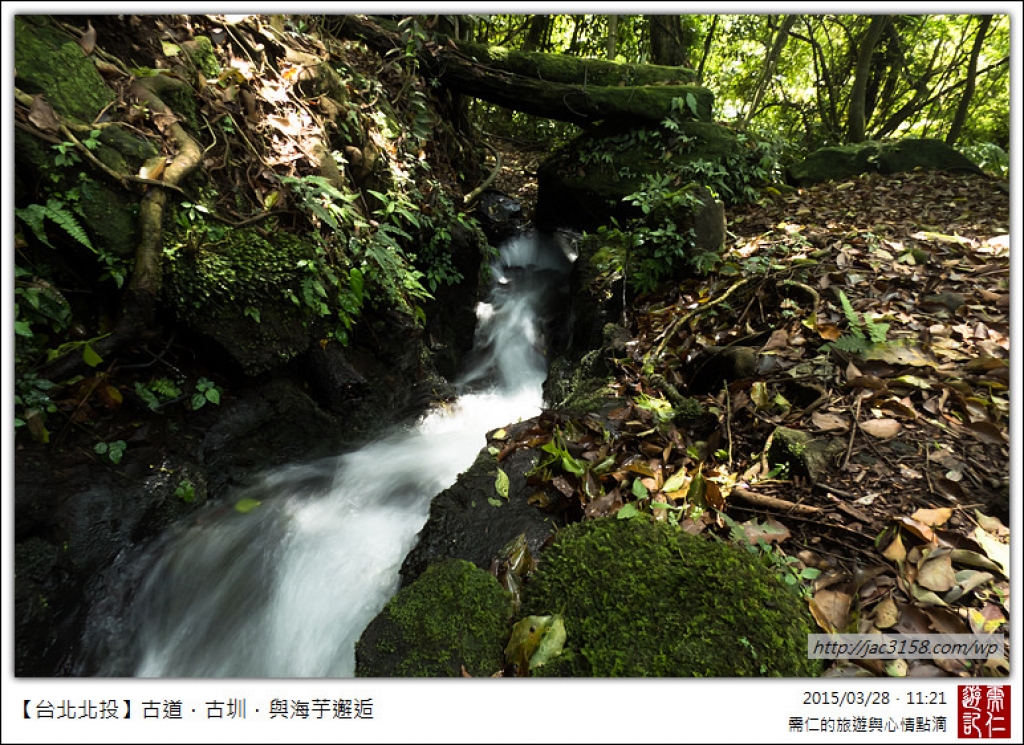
top-left (463, 140), bottom-right (502, 207)
top-left (39, 75), bottom-right (202, 383)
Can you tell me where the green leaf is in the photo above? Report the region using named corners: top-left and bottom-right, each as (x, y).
top-left (14, 320), bottom-right (33, 337)
top-left (235, 497), bottom-right (261, 514)
top-left (529, 614), bottom-right (567, 670)
top-left (631, 478), bottom-right (649, 499)
top-left (487, 497), bottom-right (503, 508)
top-left (617, 502), bottom-right (642, 519)
top-left (175, 479), bottom-right (196, 503)
top-left (505, 615), bottom-right (550, 670)
top-left (349, 268), bottom-right (364, 305)
top-left (685, 91), bottom-right (699, 118)
top-left (191, 393), bottom-right (207, 410)
top-left (662, 470), bottom-right (688, 493)
top-left (495, 467), bottom-right (510, 500)
top-left (204, 388), bottom-right (221, 405)
top-left (82, 343), bottom-right (102, 368)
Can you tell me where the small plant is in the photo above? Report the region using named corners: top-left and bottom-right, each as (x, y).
top-left (175, 478), bottom-right (196, 503)
top-left (191, 377), bottom-right (222, 410)
top-left (720, 513), bottom-right (820, 596)
top-left (94, 439), bottom-right (127, 465)
top-left (830, 289), bottom-right (889, 354)
top-left (134, 378), bottom-right (183, 411)
top-left (15, 198), bottom-right (94, 251)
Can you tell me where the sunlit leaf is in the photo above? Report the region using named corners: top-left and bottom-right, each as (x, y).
top-left (616, 502), bottom-right (642, 520)
top-left (234, 497), bottom-right (261, 513)
top-left (494, 467), bottom-right (509, 500)
top-left (859, 418), bottom-right (900, 439)
top-left (911, 507), bottom-right (952, 527)
top-left (529, 614), bottom-right (566, 670)
top-left (82, 343), bottom-right (102, 368)
top-left (662, 470), bottom-right (688, 493)
top-left (970, 528), bottom-right (1009, 577)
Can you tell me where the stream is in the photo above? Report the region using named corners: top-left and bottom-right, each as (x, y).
top-left (78, 229), bottom-right (573, 677)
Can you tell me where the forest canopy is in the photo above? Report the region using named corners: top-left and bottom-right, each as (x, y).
top-left (461, 13), bottom-right (1009, 163)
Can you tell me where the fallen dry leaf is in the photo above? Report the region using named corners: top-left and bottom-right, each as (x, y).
top-left (911, 507), bottom-right (953, 527)
top-left (859, 418), bottom-right (901, 439)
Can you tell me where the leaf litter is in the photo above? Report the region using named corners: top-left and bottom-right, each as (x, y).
top-left (494, 169), bottom-right (1009, 678)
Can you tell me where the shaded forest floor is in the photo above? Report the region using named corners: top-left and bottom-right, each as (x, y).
top-left (494, 142), bottom-right (1011, 678)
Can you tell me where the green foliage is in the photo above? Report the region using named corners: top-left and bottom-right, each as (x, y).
top-left (13, 372), bottom-right (58, 432)
top-left (175, 479), bottom-right (196, 503)
top-left (190, 377), bottom-right (222, 410)
top-left (94, 439), bottom-right (127, 465)
top-left (831, 289), bottom-right (890, 353)
top-left (15, 198), bottom-right (94, 251)
top-left (17, 135), bottom-right (132, 289)
top-left (279, 174), bottom-right (433, 327)
top-left (720, 513), bottom-right (821, 597)
top-left (133, 378), bottom-right (183, 411)
top-left (13, 266), bottom-right (73, 342)
top-left (959, 141), bottom-right (1009, 178)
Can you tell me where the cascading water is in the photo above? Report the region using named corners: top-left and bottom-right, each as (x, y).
top-left (80, 230), bottom-right (573, 677)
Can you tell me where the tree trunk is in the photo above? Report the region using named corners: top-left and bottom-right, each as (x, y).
top-left (606, 15), bottom-right (618, 60)
top-left (741, 15), bottom-right (798, 129)
top-left (39, 74), bottom-right (202, 383)
top-left (523, 15), bottom-right (552, 53)
top-left (647, 15), bottom-right (693, 67)
top-left (338, 15), bottom-right (708, 125)
top-left (848, 16), bottom-right (890, 143)
top-left (696, 16), bottom-right (718, 85)
top-left (946, 15), bottom-right (992, 146)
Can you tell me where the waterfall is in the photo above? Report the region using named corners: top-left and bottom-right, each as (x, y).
top-left (81, 230), bottom-right (572, 677)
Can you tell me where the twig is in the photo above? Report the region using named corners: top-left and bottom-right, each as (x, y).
top-left (463, 141), bottom-right (502, 207)
top-left (924, 443), bottom-right (936, 495)
top-left (646, 278), bottom-right (750, 364)
top-left (59, 122), bottom-right (187, 195)
top-left (723, 380), bottom-right (733, 468)
top-left (730, 486), bottom-right (822, 515)
top-left (842, 394), bottom-right (862, 470)
top-left (813, 482), bottom-right (859, 500)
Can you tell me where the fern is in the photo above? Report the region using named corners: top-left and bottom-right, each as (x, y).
top-left (833, 290), bottom-right (889, 352)
top-left (15, 199), bottom-right (94, 251)
top-left (865, 317), bottom-right (890, 344)
top-left (837, 290), bottom-right (865, 340)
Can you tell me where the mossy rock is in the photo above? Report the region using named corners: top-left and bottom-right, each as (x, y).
top-left (162, 226), bottom-right (325, 375)
top-left (537, 120), bottom-right (742, 233)
top-left (786, 138), bottom-right (983, 187)
top-left (520, 518), bottom-right (821, 676)
top-left (14, 16), bottom-right (116, 123)
top-left (768, 426), bottom-right (845, 485)
top-left (355, 559), bottom-right (514, 677)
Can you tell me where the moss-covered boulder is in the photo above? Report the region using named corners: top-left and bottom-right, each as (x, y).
top-left (520, 518), bottom-right (821, 676)
top-left (162, 227), bottom-right (328, 375)
top-left (14, 16), bottom-right (116, 123)
top-left (786, 138), bottom-right (984, 187)
top-left (537, 120), bottom-right (742, 233)
top-left (355, 559), bottom-right (514, 677)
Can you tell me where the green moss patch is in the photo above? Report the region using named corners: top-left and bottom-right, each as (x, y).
top-left (520, 518), bottom-right (820, 676)
top-left (14, 16), bottom-right (116, 123)
top-left (355, 559), bottom-right (514, 677)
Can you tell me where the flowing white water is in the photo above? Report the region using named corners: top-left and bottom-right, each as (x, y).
top-left (98, 231), bottom-right (570, 677)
